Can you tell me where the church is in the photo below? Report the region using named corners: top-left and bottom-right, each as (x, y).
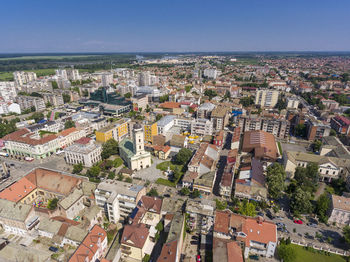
top-left (119, 123), bottom-right (152, 171)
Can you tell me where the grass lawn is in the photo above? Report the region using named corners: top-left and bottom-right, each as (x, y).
top-left (290, 244), bottom-right (346, 262)
top-left (156, 161), bottom-right (182, 172)
top-left (277, 141), bottom-right (283, 155)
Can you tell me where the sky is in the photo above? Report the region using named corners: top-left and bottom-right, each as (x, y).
top-left (0, 0), bottom-right (349, 53)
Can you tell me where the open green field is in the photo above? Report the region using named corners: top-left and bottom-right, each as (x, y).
top-left (290, 244), bottom-right (346, 262)
top-left (0, 55), bottom-right (99, 61)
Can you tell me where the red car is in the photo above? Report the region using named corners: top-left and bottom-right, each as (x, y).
top-left (196, 255), bottom-right (201, 262)
top-left (293, 219), bottom-right (303, 224)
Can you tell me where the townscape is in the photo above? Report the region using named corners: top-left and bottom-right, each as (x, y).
top-left (0, 53), bottom-right (350, 262)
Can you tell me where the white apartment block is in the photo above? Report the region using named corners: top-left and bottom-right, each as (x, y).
top-left (95, 180), bottom-right (146, 223)
top-left (67, 69), bottom-right (81, 81)
top-left (101, 73), bottom-right (114, 87)
top-left (13, 71), bottom-right (37, 86)
top-left (0, 102), bottom-right (21, 115)
top-left (203, 68), bottom-right (218, 79)
top-left (55, 69), bottom-right (68, 80)
top-left (287, 97), bottom-right (300, 109)
top-left (64, 139), bottom-right (102, 167)
top-left (16, 96), bottom-right (46, 111)
top-left (0, 82), bottom-right (17, 102)
top-left (255, 89), bottom-right (279, 108)
top-left (191, 118), bottom-right (213, 136)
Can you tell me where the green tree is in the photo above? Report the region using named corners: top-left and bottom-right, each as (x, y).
top-left (204, 89), bottom-right (217, 100)
top-left (215, 199), bottom-right (228, 210)
top-left (125, 177), bottom-right (133, 183)
top-left (159, 94), bottom-right (169, 103)
top-left (108, 171), bottom-right (115, 179)
top-left (277, 243), bottom-right (296, 262)
top-left (330, 129), bottom-right (337, 136)
top-left (239, 96), bottom-right (254, 107)
top-left (295, 124), bottom-right (307, 137)
top-left (51, 81), bottom-right (58, 89)
top-left (185, 85), bottom-right (192, 93)
top-left (0, 118), bottom-right (19, 138)
top-left (147, 188), bottom-right (159, 197)
top-left (238, 200), bottom-right (256, 217)
top-left (156, 114), bottom-right (163, 121)
top-left (87, 165), bottom-right (101, 178)
top-left (101, 139), bottom-right (119, 159)
top-left (155, 221), bottom-right (164, 232)
top-left (180, 187), bottom-right (190, 196)
top-left (275, 98), bottom-right (287, 111)
top-left (290, 187), bottom-right (312, 215)
top-left (62, 93), bottom-right (71, 103)
top-left (47, 198), bottom-right (59, 210)
top-left (72, 163), bottom-right (83, 174)
top-left (316, 193), bottom-right (330, 223)
top-left (124, 92), bottom-right (132, 98)
top-left (191, 189), bottom-right (201, 198)
top-left (313, 140), bottom-right (322, 152)
top-left (294, 163), bottom-right (319, 193)
top-left (343, 225), bottom-right (350, 245)
top-left (266, 163), bottom-right (286, 199)
top-left (173, 148), bottom-right (192, 165)
top-left (64, 120), bottom-right (76, 129)
top-left (29, 112), bottom-right (45, 123)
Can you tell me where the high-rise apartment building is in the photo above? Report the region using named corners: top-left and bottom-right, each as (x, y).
top-left (255, 89), bottom-right (279, 108)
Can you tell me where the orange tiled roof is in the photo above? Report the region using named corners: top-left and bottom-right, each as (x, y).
top-left (0, 177), bottom-right (36, 202)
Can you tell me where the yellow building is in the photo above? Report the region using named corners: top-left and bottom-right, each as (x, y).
top-left (144, 122), bottom-right (157, 143)
top-left (95, 119), bottom-right (130, 143)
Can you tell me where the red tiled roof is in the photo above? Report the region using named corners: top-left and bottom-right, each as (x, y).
top-left (0, 177), bottom-right (36, 202)
top-left (3, 128), bottom-right (57, 146)
top-left (121, 223), bottom-right (149, 249)
top-left (75, 137), bottom-right (92, 145)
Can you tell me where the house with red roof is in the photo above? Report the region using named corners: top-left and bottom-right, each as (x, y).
top-left (214, 210), bottom-right (277, 259)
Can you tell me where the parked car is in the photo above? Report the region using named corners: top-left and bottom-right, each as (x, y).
top-left (257, 212), bottom-right (264, 217)
top-left (293, 219), bottom-right (303, 224)
top-left (190, 241), bottom-right (198, 245)
top-left (307, 223), bottom-right (318, 228)
top-left (192, 235), bottom-right (199, 240)
top-left (275, 216), bottom-right (283, 220)
top-left (163, 194), bottom-right (171, 198)
top-left (196, 255), bottom-right (201, 262)
top-left (49, 246), bottom-right (59, 252)
top-left (276, 222), bottom-right (285, 227)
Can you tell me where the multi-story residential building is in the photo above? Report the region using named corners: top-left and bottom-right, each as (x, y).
top-left (157, 212), bottom-right (185, 262)
top-left (0, 101), bottom-right (21, 115)
top-left (64, 137), bottom-right (102, 167)
top-left (41, 92), bottom-right (64, 106)
top-left (286, 97), bottom-right (299, 109)
top-left (306, 120), bottom-right (331, 141)
top-left (238, 115), bottom-right (290, 139)
top-left (95, 180), bottom-right (146, 223)
top-left (131, 94), bottom-right (149, 111)
top-left (191, 118), bottom-right (213, 136)
top-left (100, 73), bottom-right (113, 87)
top-left (197, 102), bottom-right (215, 119)
top-left (57, 127), bottom-right (86, 149)
top-left (68, 225), bottom-right (107, 262)
top-left (16, 95), bottom-right (46, 111)
top-left (143, 122), bottom-right (158, 143)
top-left (0, 199), bottom-right (35, 236)
top-left (211, 106), bottom-right (229, 132)
top-left (157, 115), bottom-right (176, 134)
top-left (66, 69), bottom-right (81, 81)
top-left (13, 71), bottom-right (37, 86)
top-left (203, 68), bottom-right (218, 79)
top-left (174, 117), bottom-right (192, 131)
top-left (3, 128), bottom-right (60, 159)
top-left (182, 143), bottom-right (219, 189)
top-left (0, 82), bottom-right (17, 102)
top-left (55, 69), bottom-right (68, 80)
top-left (255, 89), bottom-right (279, 108)
top-left (321, 99), bottom-right (339, 110)
top-left (330, 116), bottom-right (350, 135)
top-left (120, 223), bottom-right (151, 261)
top-left (95, 118), bottom-right (130, 143)
top-left (214, 211), bottom-right (277, 259)
top-left (328, 194), bottom-right (350, 225)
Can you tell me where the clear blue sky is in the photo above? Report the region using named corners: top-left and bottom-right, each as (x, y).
top-left (1, 0), bottom-right (349, 52)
